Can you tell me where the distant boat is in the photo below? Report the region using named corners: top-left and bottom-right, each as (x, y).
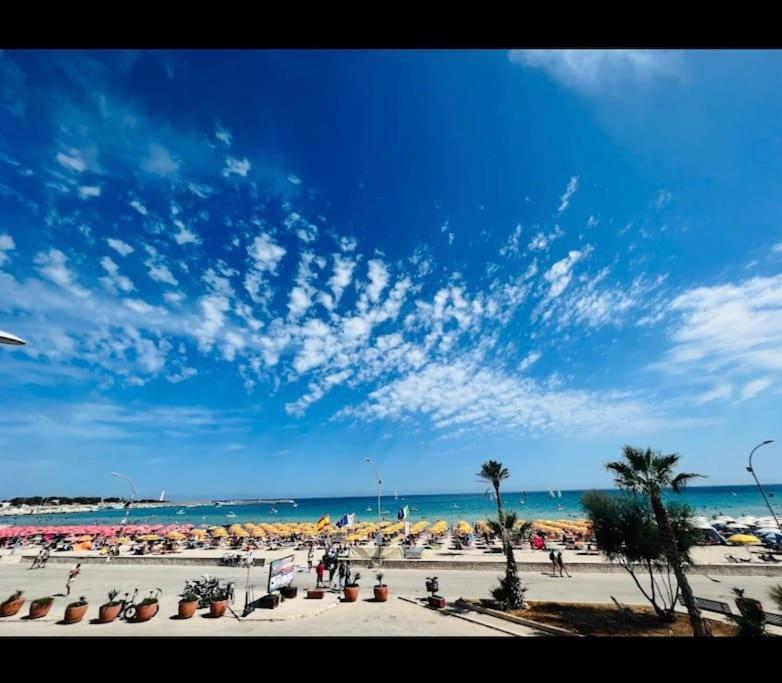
top-left (366, 506), bottom-right (372, 512)
top-left (176, 510), bottom-right (186, 516)
top-left (159, 490), bottom-right (166, 502)
top-left (549, 489), bottom-right (556, 498)
top-left (292, 502), bottom-right (299, 508)
top-left (394, 489), bottom-right (398, 500)
top-left (226, 512), bottom-right (237, 518)
top-left (731, 492), bottom-right (738, 496)
top-left (269, 508), bottom-right (278, 514)
top-left (557, 490), bottom-right (562, 498)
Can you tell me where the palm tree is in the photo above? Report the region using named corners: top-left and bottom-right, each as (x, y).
top-left (477, 460), bottom-right (524, 609)
top-left (606, 446), bottom-right (710, 637)
top-left (488, 511), bottom-right (532, 547)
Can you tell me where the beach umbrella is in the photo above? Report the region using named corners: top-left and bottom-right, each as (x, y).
top-left (725, 523), bottom-right (750, 530)
top-left (727, 534), bottom-right (760, 545)
top-left (756, 527), bottom-right (782, 536)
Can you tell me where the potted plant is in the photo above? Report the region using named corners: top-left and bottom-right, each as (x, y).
top-left (0, 590), bottom-right (25, 618)
top-left (64, 596), bottom-right (88, 624)
top-left (374, 572), bottom-right (389, 602)
top-left (178, 588), bottom-right (199, 619)
top-left (209, 587), bottom-right (230, 618)
top-left (98, 590), bottom-right (122, 623)
top-left (134, 593), bottom-right (160, 622)
top-left (28, 596), bottom-right (54, 620)
top-left (343, 572), bottom-right (361, 602)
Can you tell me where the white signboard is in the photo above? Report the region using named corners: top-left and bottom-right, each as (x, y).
top-left (267, 554), bottom-right (295, 593)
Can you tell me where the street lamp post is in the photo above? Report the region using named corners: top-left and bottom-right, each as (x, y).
top-left (746, 440), bottom-right (780, 529)
top-left (111, 472), bottom-right (138, 525)
top-left (0, 330), bottom-right (25, 346)
top-left (365, 458), bottom-right (382, 529)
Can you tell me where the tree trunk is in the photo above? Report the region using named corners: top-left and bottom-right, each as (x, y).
top-left (649, 493), bottom-right (710, 637)
top-left (494, 482), bottom-right (523, 609)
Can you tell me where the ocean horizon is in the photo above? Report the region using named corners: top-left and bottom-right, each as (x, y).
top-left (3, 484), bottom-right (781, 527)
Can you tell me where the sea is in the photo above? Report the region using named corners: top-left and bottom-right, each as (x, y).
top-left (3, 484), bottom-right (781, 527)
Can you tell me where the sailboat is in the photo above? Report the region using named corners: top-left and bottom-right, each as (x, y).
top-left (549, 489), bottom-right (556, 498)
top-left (159, 490), bottom-right (166, 502)
top-left (557, 490), bottom-right (562, 498)
top-left (269, 507), bottom-right (278, 514)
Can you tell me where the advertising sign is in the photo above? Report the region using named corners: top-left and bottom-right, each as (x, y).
top-left (267, 554), bottom-right (295, 593)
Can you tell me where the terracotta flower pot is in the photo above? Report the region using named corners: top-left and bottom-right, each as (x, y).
top-left (209, 600), bottom-right (228, 618)
top-left (29, 600), bottom-right (52, 620)
top-left (373, 586), bottom-right (389, 602)
top-left (0, 598), bottom-right (25, 618)
top-left (343, 586), bottom-right (360, 602)
top-left (178, 599), bottom-right (198, 619)
top-left (98, 603), bottom-right (122, 623)
top-left (64, 603), bottom-right (88, 624)
top-left (134, 601), bottom-right (159, 622)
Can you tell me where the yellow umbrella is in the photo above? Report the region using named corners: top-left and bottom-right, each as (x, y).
top-left (138, 534), bottom-right (161, 541)
top-left (727, 534), bottom-right (760, 545)
top-left (167, 531), bottom-right (186, 540)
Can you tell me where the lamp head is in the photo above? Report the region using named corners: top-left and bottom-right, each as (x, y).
top-left (762, 440), bottom-right (774, 445)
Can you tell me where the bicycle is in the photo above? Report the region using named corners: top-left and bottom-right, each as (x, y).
top-left (118, 588), bottom-right (139, 621)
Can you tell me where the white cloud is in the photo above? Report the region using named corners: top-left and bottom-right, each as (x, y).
top-left (187, 182), bottom-right (213, 198)
top-left (141, 143), bottom-right (179, 176)
top-left (145, 258), bottom-right (178, 286)
top-left (543, 249), bottom-right (586, 301)
top-left (106, 238), bottom-right (134, 257)
top-left (340, 237), bottom-right (358, 252)
top-left (500, 224), bottom-right (523, 257)
top-left (656, 190), bottom-right (672, 209)
top-left (340, 358), bottom-right (685, 437)
top-left (167, 367), bottom-right (197, 383)
top-left (77, 185), bottom-right (101, 200)
top-left (692, 383), bottom-right (733, 406)
top-left (174, 225), bottom-right (201, 246)
top-left (163, 291), bottom-right (185, 305)
top-left (663, 275), bottom-right (782, 377)
top-left (215, 123), bottom-right (232, 147)
top-left (130, 200), bottom-right (148, 215)
top-left (248, 232), bottom-right (286, 274)
top-left (223, 156), bottom-right (251, 177)
top-left (366, 259), bottom-right (389, 303)
top-left (56, 149), bottom-right (86, 173)
top-left (509, 49), bottom-right (681, 93)
top-left (740, 377), bottom-right (773, 401)
top-left (518, 351), bottom-right (542, 372)
top-left (528, 225), bottom-right (564, 252)
top-left (33, 249), bottom-right (88, 297)
top-left (0, 233), bottom-right (14, 266)
top-left (99, 256), bottom-right (134, 293)
top-left (771, 242), bottom-right (782, 255)
top-left (329, 254), bottom-right (356, 304)
top-left (557, 176), bottom-right (578, 215)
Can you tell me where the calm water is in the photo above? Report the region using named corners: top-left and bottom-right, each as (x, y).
top-left (4, 485), bottom-right (781, 527)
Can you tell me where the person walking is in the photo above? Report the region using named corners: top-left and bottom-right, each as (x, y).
top-left (40, 547), bottom-right (50, 569)
top-left (307, 544), bottom-right (314, 572)
top-left (338, 560), bottom-right (348, 589)
top-left (549, 549), bottom-right (557, 576)
top-left (328, 556), bottom-right (337, 588)
top-left (315, 559), bottom-right (325, 588)
top-left (557, 551), bottom-right (571, 578)
top-left (65, 563), bottom-right (81, 596)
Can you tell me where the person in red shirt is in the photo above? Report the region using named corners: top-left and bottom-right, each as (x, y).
top-left (315, 560), bottom-right (325, 588)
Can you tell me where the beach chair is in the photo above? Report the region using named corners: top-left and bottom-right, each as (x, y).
top-left (404, 547), bottom-right (424, 560)
top-left (764, 611), bottom-right (782, 628)
top-left (693, 597), bottom-right (734, 619)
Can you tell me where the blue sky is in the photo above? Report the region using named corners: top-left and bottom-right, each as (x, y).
top-left (2, 49), bottom-right (782, 500)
